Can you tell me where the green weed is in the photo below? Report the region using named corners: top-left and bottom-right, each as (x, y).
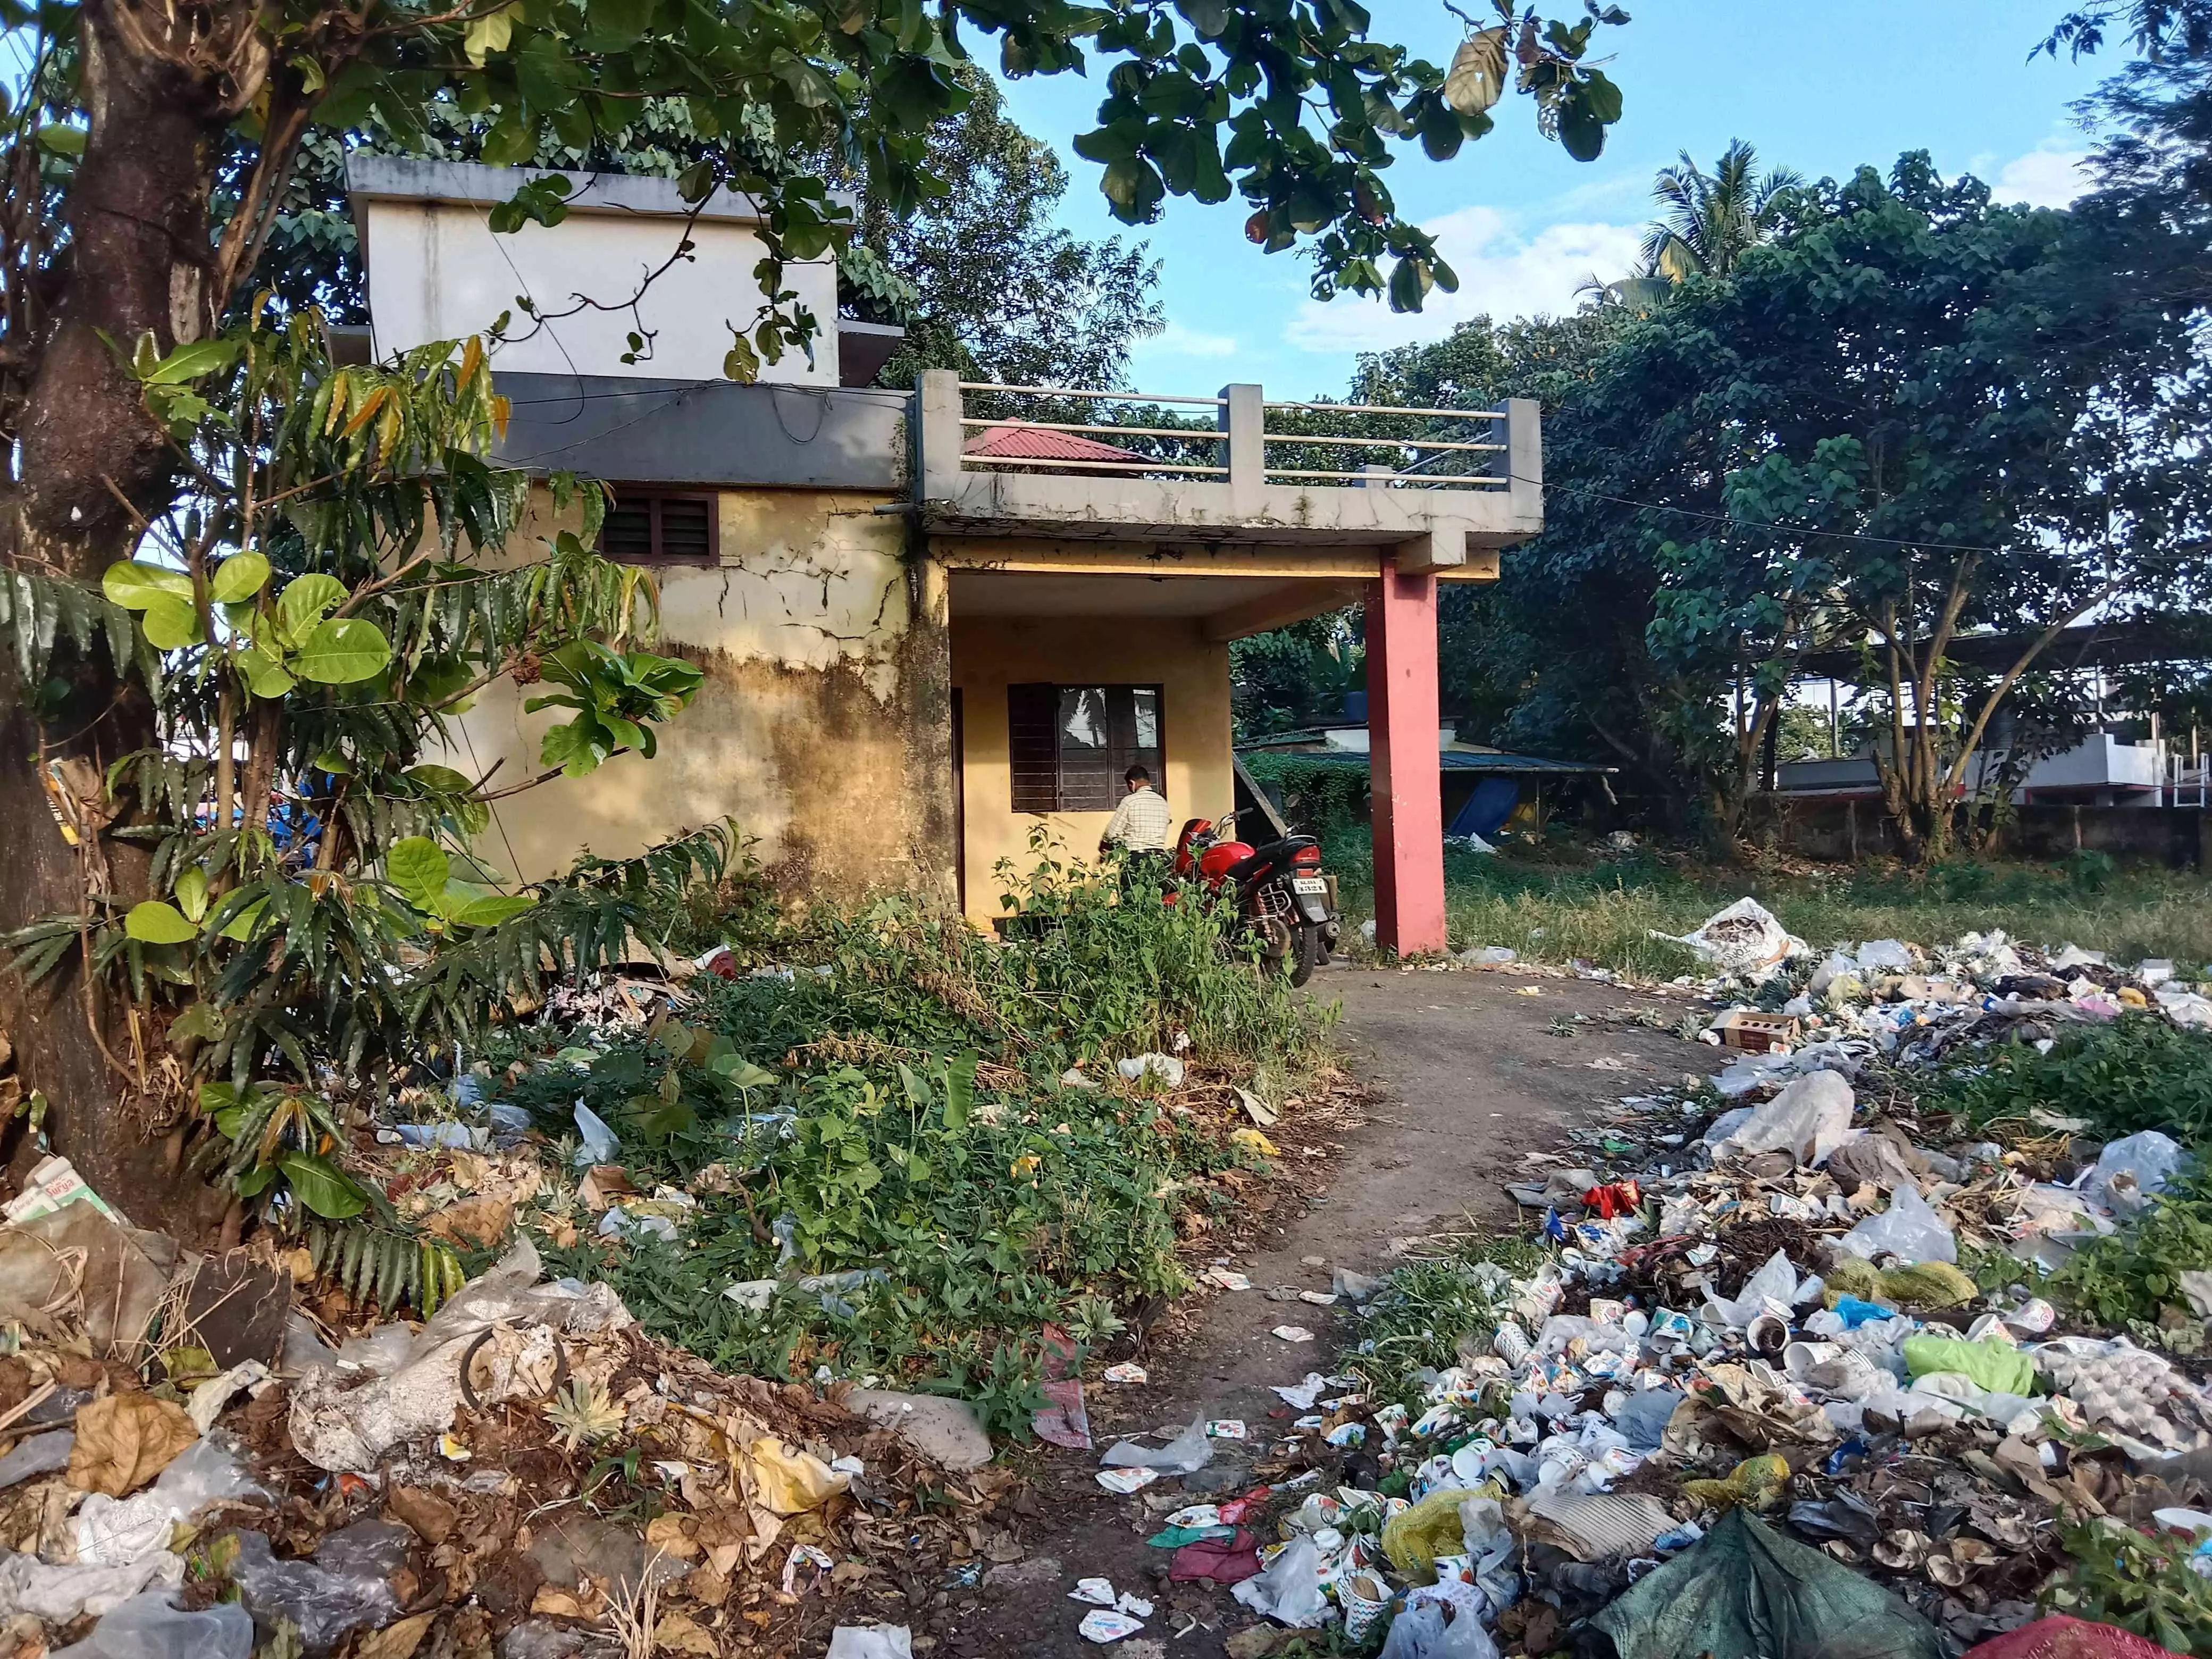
top-left (2046, 1518), bottom-right (2212, 1655)
top-left (1348, 1231), bottom-right (1552, 1411)
top-left (2048, 1189), bottom-right (2212, 1332)
top-left (1928, 1015), bottom-right (2212, 1146)
top-left (509, 858), bottom-right (1326, 1431)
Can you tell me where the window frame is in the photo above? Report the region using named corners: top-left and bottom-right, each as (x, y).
top-left (1007, 682), bottom-right (1166, 815)
top-left (597, 487), bottom-right (720, 567)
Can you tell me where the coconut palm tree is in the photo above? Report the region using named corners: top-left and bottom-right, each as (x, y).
top-left (1583, 139), bottom-right (1803, 307)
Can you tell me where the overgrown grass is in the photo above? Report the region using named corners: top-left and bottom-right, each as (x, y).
top-left (1326, 830), bottom-right (2212, 974)
top-left (499, 865), bottom-right (1329, 1434)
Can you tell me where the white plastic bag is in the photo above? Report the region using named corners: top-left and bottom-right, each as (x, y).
top-left (1703, 1249), bottom-right (1804, 1329)
top-left (1837, 1183), bottom-right (1957, 1265)
top-left (1377, 1602), bottom-right (1501, 1659)
top-left (1671, 899), bottom-right (1804, 977)
top-left (1099, 1413), bottom-right (1212, 1474)
top-left (2083, 1130), bottom-right (2186, 1213)
top-left (55, 1590), bottom-right (252, 1659)
top-left (76, 1439), bottom-right (270, 1566)
top-left (825, 1629), bottom-right (913, 1659)
top-left (572, 1101), bottom-right (619, 1166)
top-left (1711, 1072), bottom-right (1855, 1167)
top-left (1230, 1536), bottom-right (1330, 1628)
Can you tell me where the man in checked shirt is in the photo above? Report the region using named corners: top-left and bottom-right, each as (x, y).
top-left (1099, 764), bottom-right (1173, 893)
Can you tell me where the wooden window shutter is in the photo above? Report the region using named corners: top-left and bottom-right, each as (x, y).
top-left (1007, 684), bottom-right (1058, 814)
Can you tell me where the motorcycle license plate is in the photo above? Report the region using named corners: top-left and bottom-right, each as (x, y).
top-left (1292, 877), bottom-right (1327, 895)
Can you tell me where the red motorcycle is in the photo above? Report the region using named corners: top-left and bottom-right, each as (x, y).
top-left (1171, 809), bottom-right (1340, 986)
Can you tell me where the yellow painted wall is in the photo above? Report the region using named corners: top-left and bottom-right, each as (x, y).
top-left (950, 614), bottom-right (1233, 923)
top-left (457, 485), bottom-right (956, 908)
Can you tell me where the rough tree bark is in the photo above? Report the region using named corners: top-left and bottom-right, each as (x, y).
top-left (0, 0), bottom-right (269, 1235)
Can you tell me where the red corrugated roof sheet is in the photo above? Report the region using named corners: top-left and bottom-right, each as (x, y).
top-left (962, 421), bottom-right (1146, 463)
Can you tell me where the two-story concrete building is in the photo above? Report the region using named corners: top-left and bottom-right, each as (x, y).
top-left (348, 156), bottom-right (1547, 952)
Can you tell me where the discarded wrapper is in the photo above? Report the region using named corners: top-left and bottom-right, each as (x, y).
top-left (1095, 1468), bottom-right (1157, 1495)
top-left (1076, 1609), bottom-right (1143, 1643)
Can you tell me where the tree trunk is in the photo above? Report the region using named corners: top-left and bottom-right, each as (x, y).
top-left (0, 0), bottom-right (256, 1238)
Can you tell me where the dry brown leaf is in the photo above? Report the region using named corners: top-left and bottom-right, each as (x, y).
top-left (387, 1486), bottom-right (459, 1546)
top-left (354, 1613), bottom-right (435, 1659)
top-left (529, 1586), bottom-right (602, 1620)
top-left (66, 1393), bottom-right (197, 1497)
top-left (644, 1514), bottom-right (699, 1561)
top-left (681, 1565), bottom-right (731, 1610)
top-left (652, 1613), bottom-right (716, 1657)
top-left (424, 1197), bottom-right (514, 1251)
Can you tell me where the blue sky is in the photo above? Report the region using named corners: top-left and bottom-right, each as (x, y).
top-left (990, 1), bottom-right (2114, 398)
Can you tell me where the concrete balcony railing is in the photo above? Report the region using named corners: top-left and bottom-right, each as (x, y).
top-left (911, 369), bottom-right (1541, 573)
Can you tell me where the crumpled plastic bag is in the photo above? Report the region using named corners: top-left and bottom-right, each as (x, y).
top-left (77, 1438), bottom-right (270, 1566)
top-left (1704, 1249), bottom-right (1806, 1329)
top-left (1377, 1602), bottom-right (1501, 1659)
top-left (68, 1394), bottom-right (199, 1498)
top-left (1381, 1486), bottom-right (1482, 1582)
top-left (1116, 1054), bottom-right (1185, 1089)
top-left (1838, 1183), bottom-right (1957, 1266)
top-left (1671, 899), bottom-right (1804, 978)
top-left (54, 1589), bottom-right (253, 1659)
top-left (744, 1438), bottom-right (850, 1514)
top-left (230, 1521), bottom-right (407, 1654)
top-left (572, 1101), bottom-right (618, 1166)
top-left (2083, 1130), bottom-right (2186, 1214)
top-left (1711, 1072), bottom-right (1855, 1167)
top-left (1680, 1453), bottom-right (1791, 1514)
top-left (288, 1238), bottom-right (632, 1473)
top-left (1230, 1535), bottom-right (1328, 1628)
top-left (1100, 1413), bottom-right (1212, 1475)
top-left (0, 1552), bottom-right (185, 1623)
top-left (1902, 1336), bottom-right (2035, 1396)
top-left (1823, 1256), bottom-right (1976, 1312)
top-left (1591, 1509), bottom-right (1942, 1659)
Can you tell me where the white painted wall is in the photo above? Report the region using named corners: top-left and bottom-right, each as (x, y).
top-left (361, 199), bottom-right (840, 386)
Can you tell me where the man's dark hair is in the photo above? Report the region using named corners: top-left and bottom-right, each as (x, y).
top-left (1125, 764), bottom-right (1152, 785)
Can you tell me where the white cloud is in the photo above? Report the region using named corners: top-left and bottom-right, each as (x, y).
top-left (1991, 144), bottom-right (2091, 208)
top-left (1147, 320), bottom-right (1240, 358)
top-left (1285, 206), bottom-right (1643, 355)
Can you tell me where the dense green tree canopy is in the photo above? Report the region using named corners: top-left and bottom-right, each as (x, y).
top-left (1307, 153), bottom-right (2208, 852)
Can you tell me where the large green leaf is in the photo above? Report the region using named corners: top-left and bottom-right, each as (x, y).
top-left (124, 901), bottom-right (197, 944)
top-left (274, 573), bottom-right (347, 646)
top-left (234, 645), bottom-right (296, 699)
top-left (405, 764), bottom-right (475, 794)
top-left (102, 561), bottom-right (192, 610)
top-left (943, 1052), bottom-right (978, 1131)
top-left (292, 618), bottom-right (391, 684)
top-left (448, 889), bottom-right (537, 927)
top-left (386, 836), bottom-right (450, 911)
top-left (140, 596), bottom-right (204, 649)
top-left (276, 1152), bottom-right (368, 1219)
top-left (209, 551), bottom-right (270, 603)
top-left (141, 338), bottom-right (241, 386)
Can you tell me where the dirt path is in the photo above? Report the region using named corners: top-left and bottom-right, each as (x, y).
top-left (932, 963), bottom-right (1724, 1657)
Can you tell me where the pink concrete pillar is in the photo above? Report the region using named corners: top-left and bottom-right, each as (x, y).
top-left (1367, 565), bottom-right (1446, 956)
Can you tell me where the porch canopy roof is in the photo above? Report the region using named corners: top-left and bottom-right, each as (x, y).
top-left (944, 556), bottom-right (1373, 643)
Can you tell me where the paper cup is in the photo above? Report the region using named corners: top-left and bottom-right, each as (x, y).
top-left (1491, 1320), bottom-right (1532, 1366)
top-left (1339, 1571), bottom-right (1389, 1644)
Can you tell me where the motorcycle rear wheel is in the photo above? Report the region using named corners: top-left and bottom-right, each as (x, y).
top-left (1289, 921), bottom-right (1327, 987)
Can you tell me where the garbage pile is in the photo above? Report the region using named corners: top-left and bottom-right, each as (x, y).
top-left (1669, 902), bottom-right (2212, 1054)
top-left (1094, 910), bottom-right (2212, 1657)
top-left (0, 1187), bottom-right (1009, 1659)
